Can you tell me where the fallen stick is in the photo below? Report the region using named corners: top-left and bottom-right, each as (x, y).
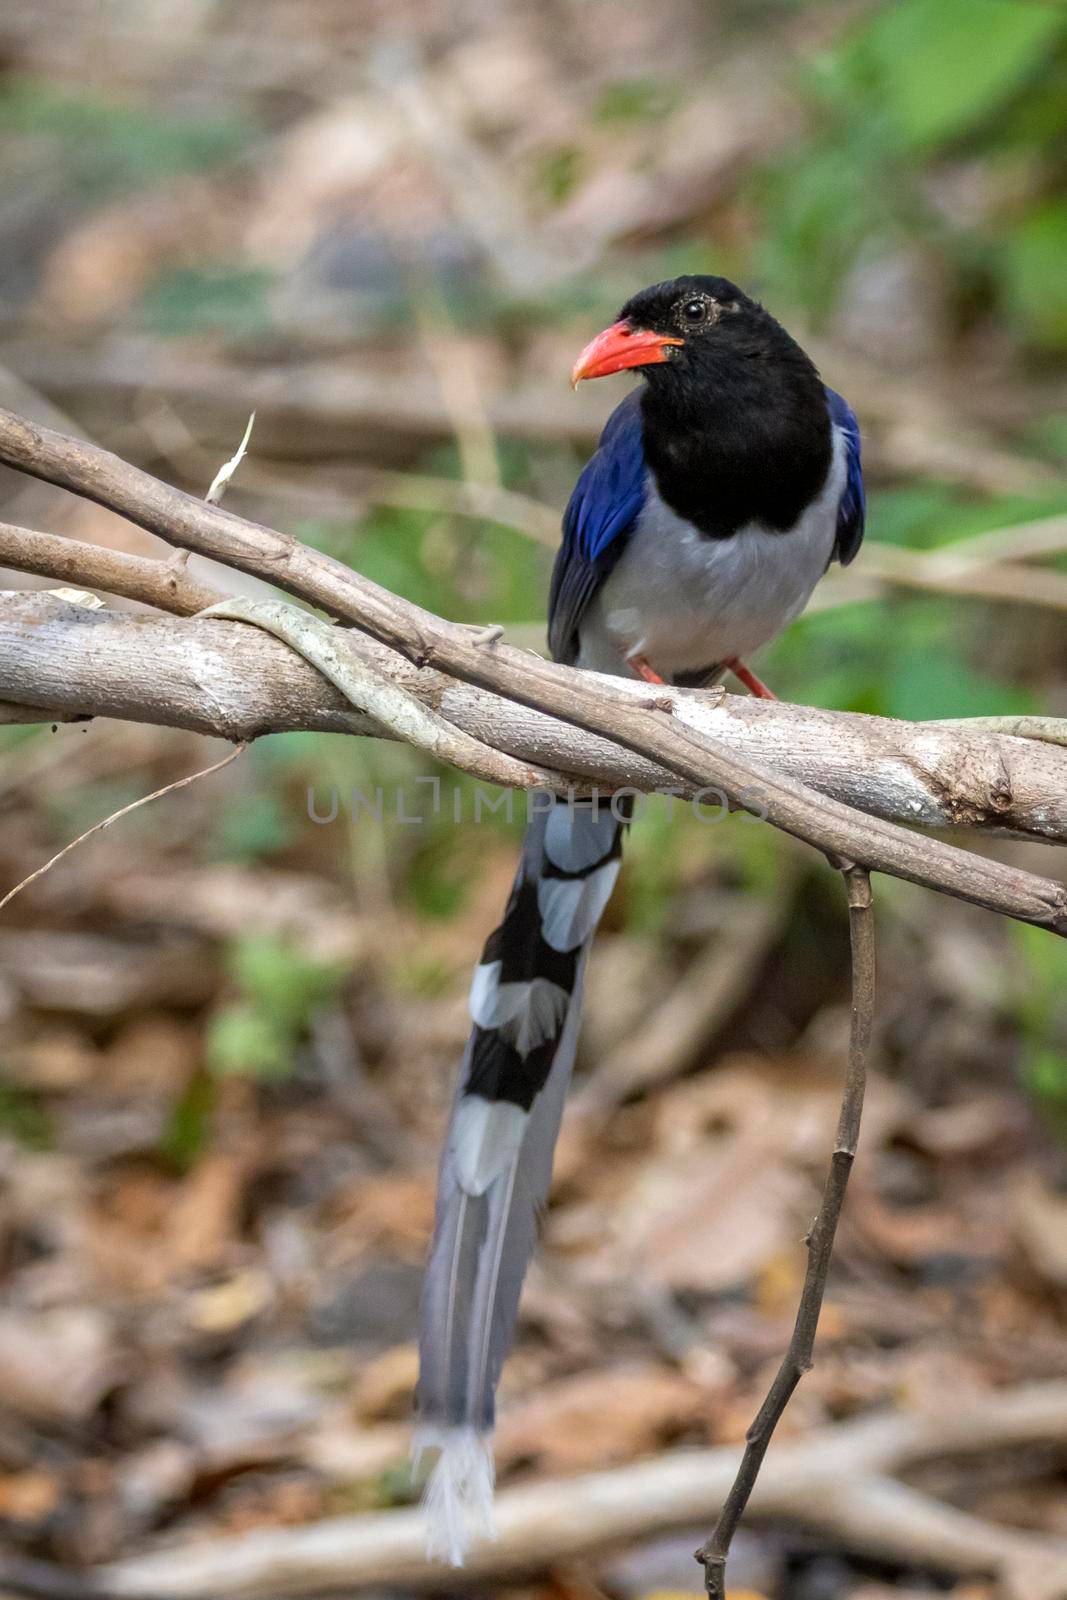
top-left (88, 1385), bottom-right (1067, 1598)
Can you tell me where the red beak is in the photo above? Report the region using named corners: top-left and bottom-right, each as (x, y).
top-left (571, 320), bottom-right (684, 386)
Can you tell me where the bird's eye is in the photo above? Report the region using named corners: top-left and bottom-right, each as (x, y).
top-left (682, 299), bottom-right (708, 325)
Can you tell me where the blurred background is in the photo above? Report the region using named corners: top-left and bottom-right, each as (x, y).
top-left (0, 1), bottom-right (1066, 1595)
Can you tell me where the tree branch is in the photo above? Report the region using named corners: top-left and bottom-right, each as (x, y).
top-left (4, 591), bottom-right (1067, 847)
top-left (0, 407), bottom-right (1063, 935)
top-left (0, 518), bottom-right (223, 614)
top-left (697, 866), bottom-right (874, 1597)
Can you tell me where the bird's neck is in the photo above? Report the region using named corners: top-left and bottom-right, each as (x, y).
top-left (639, 358), bottom-right (832, 539)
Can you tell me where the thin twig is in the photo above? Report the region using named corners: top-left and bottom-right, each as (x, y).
top-left (696, 865), bottom-right (874, 1599)
top-left (0, 520), bottom-right (224, 615)
top-left (0, 741), bottom-right (246, 914)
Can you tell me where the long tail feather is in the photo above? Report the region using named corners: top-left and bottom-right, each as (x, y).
top-left (415, 797), bottom-right (624, 1561)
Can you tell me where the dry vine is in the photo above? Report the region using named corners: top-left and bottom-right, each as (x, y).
top-left (0, 403), bottom-right (1065, 1598)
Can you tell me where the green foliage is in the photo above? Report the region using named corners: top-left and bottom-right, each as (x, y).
top-left (861, 0), bottom-right (1066, 149)
top-left (594, 78), bottom-right (679, 126)
top-left (537, 144), bottom-right (584, 204)
top-left (1024, 413), bottom-right (1067, 466)
top-left (770, 597), bottom-right (1040, 721)
top-left (206, 780), bottom-right (295, 864)
top-left (0, 1082), bottom-right (53, 1151)
top-left (160, 1071), bottom-right (217, 1171)
top-left (302, 472), bottom-right (551, 631)
top-left (140, 266), bottom-right (274, 341)
top-left (765, 480), bottom-right (1067, 716)
top-left (0, 79), bottom-right (255, 198)
top-left (206, 934), bottom-right (345, 1081)
top-left (0, 724), bottom-right (51, 755)
top-left (1010, 923), bottom-right (1067, 1142)
top-left (752, 0), bottom-right (1067, 345)
top-left (1002, 204), bottom-right (1067, 349)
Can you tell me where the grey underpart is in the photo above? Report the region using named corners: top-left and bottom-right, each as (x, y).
top-left (577, 426), bottom-right (847, 680)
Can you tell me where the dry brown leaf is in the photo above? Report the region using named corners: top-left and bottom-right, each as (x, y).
top-left (496, 1364), bottom-right (700, 1473)
top-left (169, 1151), bottom-right (254, 1274)
top-left (636, 1592), bottom-right (768, 1600)
top-left (327, 1173), bottom-right (435, 1260)
top-left (847, 1183), bottom-right (974, 1267)
top-left (185, 1269), bottom-right (274, 1334)
top-left (38, 184), bottom-right (228, 324)
top-left (3, 1027), bottom-right (101, 1090)
top-left (1012, 1174), bottom-right (1067, 1290)
top-left (350, 1343), bottom-right (419, 1422)
top-left (0, 1468), bottom-right (62, 1522)
top-left (584, 1056), bottom-right (906, 1294)
top-left (0, 929), bottom-right (212, 1014)
top-left (104, 1017), bottom-right (199, 1100)
top-left (216, 1473), bottom-right (326, 1534)
top-left (0, 1307), bottom-right (122, 1424)
top-left (106, 866), bottom-right (366, 964)
top-left (301, 1415), bottom-right (410, 1483)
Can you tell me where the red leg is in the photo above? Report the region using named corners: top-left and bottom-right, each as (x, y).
top-left (724, 656), bottom-right (778, 701)
top-left (627, 652), bottom-right (666, 685)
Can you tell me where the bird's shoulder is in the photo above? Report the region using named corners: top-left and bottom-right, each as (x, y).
top-left (824, 386), bottom-right (866, 566)
top-left (563, 389), bottom-right (648, 561)
top-left (547, 392), bottom-right (649, 664)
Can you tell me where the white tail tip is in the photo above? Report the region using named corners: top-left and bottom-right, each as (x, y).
top-left (412, 1425), bottom-right (496, 1566)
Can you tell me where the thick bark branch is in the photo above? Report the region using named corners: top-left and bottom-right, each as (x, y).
top-left (3, 592), bottom-right (1067, 847)
top-left (0, 406), bottom-right (1063, 934)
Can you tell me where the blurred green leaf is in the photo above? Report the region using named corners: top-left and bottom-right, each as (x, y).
top-left (160, 1071), bottom-right (216, 1171)
top-left (537, 144), bottom-right (584, 204)
top-left (1002, 203), bottom-right (1067, 348)
top-left (0, 1082), bottom-right (53, 1151)
top-left (885, 649), bottom-right (1034, 722)
top-left (206, 934), bottom-right (345, 1081)
top-left (207, 788), bottom-right (294, 863)
top-left (140, 266), bottom-right (273, 341)
top-left (862, 0), bottom-right (1067, 149)
top-left (231, 934), bottom-right (344, 1029)
top-left (594, 77), bottom-right (679, 125)
top-left (0, 79), bottom-right (255, 197)
top-left (207, 1001), bottom-right (291, 1080)
top-left (1024, 413), bottom-right (1067, 465)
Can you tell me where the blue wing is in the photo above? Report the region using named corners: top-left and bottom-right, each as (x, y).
top-left (825, 386), bottom-right (865, 567)
top-left (548, 390), bottom-right (647, 664)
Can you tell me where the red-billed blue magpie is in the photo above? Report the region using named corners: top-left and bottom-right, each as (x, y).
top-left (414, 276), bottom-right (866, 1560)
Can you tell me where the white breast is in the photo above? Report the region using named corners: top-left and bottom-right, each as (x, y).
top-left (577, 426), bottom-right (847, 680)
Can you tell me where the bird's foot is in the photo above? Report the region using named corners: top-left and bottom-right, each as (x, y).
top-left (724, 657), bottom-right (777, 700)
top-left (627, 653), bottom-right (666, 685)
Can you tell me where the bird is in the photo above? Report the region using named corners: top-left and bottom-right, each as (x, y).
top-left (413, 274), bottom-right (866, 1562)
